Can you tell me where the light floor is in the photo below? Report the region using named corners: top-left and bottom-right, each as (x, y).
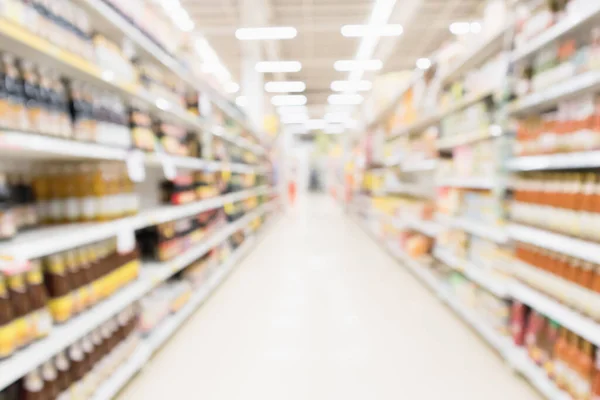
top-left (119, 196), bottom-right (540, 400)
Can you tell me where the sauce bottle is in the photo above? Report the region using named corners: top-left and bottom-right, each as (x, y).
top-left (554, 328), bottom-right (569, 388)
top-left (577, 340), bottom-right (594, 400)
top-left (0, 172), bottom-right (15, 240)
top-left (21, 368), bottom-right (45, 400)
top-left (44, 253), bottom-right (73, 323)
top-left (54, 350), bottom-right (72, 396)
top-left (565, 333), bottom-right (581, 396)
top-left (41, 360), bottom-right (59, 399)
top-left (25, 260), bottom-right (51, 340)
top-left (64, 165), bottom-right (80, 223)
top-left (68, 341), bottom-right (87, 396)
top-left (0, 273), bottom-right (15, 359)
top-left (591, 346), bottom-right (600, 400)
top-left (47, 165), bottom-right (65, 225)
top-left (6, 269), bottom-right (33, 348)
top-left (65, 250), bottom-right (84, 314)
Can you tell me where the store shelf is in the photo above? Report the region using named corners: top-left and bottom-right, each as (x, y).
top-left (92, 220), bottom-right (274, 400)
top-left (510, 281), bottom-right (600, 348)
top-left (78, 0), bottom-right (267, 148)
top-left (436, 126), bottom-right (501, 150)
top-left (402, 159), bottom-right (438, 172)
top-left (506, 223), bottom-right (600, 265)
top-left (435, 177), bottom-right (495, 189)
top-left (510, 350), bottom-right (568, 400)
top-left (507, 150), bottom-right (600, 171)
top-left (440, 289), bottom-right (514, 357)
top-left (436, 214), bottom-right (508, 244)
top-left (508, 71), bottom-right (600, 115)
top-left (0, 187), bottom-right (270, 261)
top-left (441, 27), bottom-right (510, 85)
top-left (510, 4), bottom-right (600, 64)
top-left (405, 218), bottom-right (441, 237)
top-left (386, 184), bottom-right (433, 198)
top-left (0, 201), bottom-right (275, 392)
top-left (440, 89), bottom-right (496, 118)
top-left (434, 248), bottom-right (510, 298)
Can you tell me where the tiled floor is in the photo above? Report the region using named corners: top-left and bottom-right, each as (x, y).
top-left (119, 196), bottom-right (540, 399)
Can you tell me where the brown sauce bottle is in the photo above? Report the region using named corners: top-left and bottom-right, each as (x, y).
top-left (41, 360), bottom-right (59, 399)
top-left (65, 250), bottom-right (84, 314)
top-left (54, 350), bottom-right (71, 396)
top-left (0, 273), bottom-right (15, 359)
top-left (21, 368), bottom-right (45, 400)
top-left (6, 269), bottom-right (33, 348)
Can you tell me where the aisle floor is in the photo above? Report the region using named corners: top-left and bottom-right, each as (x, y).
top-left (120, 196), bottom-right (540, 400)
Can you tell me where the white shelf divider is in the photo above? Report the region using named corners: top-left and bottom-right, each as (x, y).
top-left (436, 214), bottom-right (508, 244)
top-left (0, 187), bottom-right (270, 262)
top-left (507, 150), bottom-right (600, 171)
top-left (435, 177), bottom-right (495, 190)
top-left (507, 223), bottom-right (600, 265)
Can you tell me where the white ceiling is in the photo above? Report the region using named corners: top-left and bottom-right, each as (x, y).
top-left (183, 0), bottom-right (485, 111)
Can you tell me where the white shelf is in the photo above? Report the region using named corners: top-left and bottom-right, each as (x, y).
top-left (436, 214), bottom-right (508, 244)
top-left (405, 218), bottom-right (441, 237)
top-left (0, 187), bottom-right (270, 261)
top-left (402, 159), bottom-right (438, 172)
top-left (386, 184), bottom-right (433, 198)
top-left (510, 4), bottom-right (600, 64)
top-left (436, 126), bottom-right (499, 150)
top-left (509, 71), bottom-right (600, 115)
top-left (507, 223), bottom-right (600, 265)
top-left (0, 203), bottom-right (274, 392)
top-left (441, 27), bottom-right (510, 85)
top-left (434, 248), bottom-right (510, 298)
top-left (507, 150), bottom-right (600, 171)
top-left (510, 281), bottom-right (600, 348)
top-left (0, 130), bottom-right (267, 172)
top-left (435, 177), bottom-right (495, 190)
top-left (510, 350), bottom-right (569, 400)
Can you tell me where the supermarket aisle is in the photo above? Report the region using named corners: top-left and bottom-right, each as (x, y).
top-left (119, 195), bottom-right (539, 400)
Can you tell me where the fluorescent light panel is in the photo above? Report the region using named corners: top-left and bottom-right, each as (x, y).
top-left (265, 81), bottom-right (306, 93)
top-left (255, 61), bottom-right (302, 73)
top-left (341, 24), bottom-right (403, 37)
top-left (277, 105), bottom-right (308, 114)
top-left (224, 82), bottom-right (240, 93)
top-left (271, 95), bottom-right (307, 106)
top-left (334, 59), bottom-right (382, 71)
top-left (328, 94), bottom-right (364, 105)
top-left (236, 27), bottom-right (297, 40)
top-left (450, 21), bottom-right (481, 35)
top-left (330, 80), bottom-right (372, 92)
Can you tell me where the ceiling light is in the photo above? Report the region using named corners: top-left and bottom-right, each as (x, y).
top-left (236, 96), bottom-right (247, 107)
top-left (305, 119), bottom-right (327, 130)
top-left (328, 94), bottom-right (364, 105)
top-left (341, 24), bottom-right (403, 37)
top-left (281, 114), bottom-right (309, 124)
top-left (416, 58), bottom-right (432, 70)
top-left (450, 21), bottom-right (481, 35)
top-left (224, 82), bottom-right (240, 93)
top-left (101, 70), bottom-right (115, 82)
top-left (271, 95), bottom-right (307, 106)
top-left (324, 112), bottom-right (350, 123)
top-left (277, 105), bottom-right (308, 114)
top-left (325, 124), bottom-right (345, 134)
top-left (156, 98), bottom-right (170, 110)
top-left (334, 60), bottom-right (382, 72)
top-left (265, 81), bottom-right (306, 93)
top-left (236, 27), bottom-right (297, 40)
top-left (330, 80), bottom-right (372, 92)
top-left (255, 61), bottom-right (302, 73)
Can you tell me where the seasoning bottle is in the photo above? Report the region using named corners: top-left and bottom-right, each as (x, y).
top-left (54, 350), bottom-right (71, 396)
top-left (0, 273), bottom-right (15, 359)
top-left (21, 368), bottom-right (45, 400)
top-left (65, 250), bottom-right (85, 314)
top-left (44, 253), bottom-right (73, 323)
top-left (41, 360), bottom-right (59, 399)
top-left (576, 340), bottom-right (594, 400)
top-left (0, 172), bottom-right (15, 240)
top-left (554, 328), bottom-right (569, 388)
top-left (25, 259), bottom-right (51, 340)
top-left (565, 332), bottom-right (581, 396)
top-left (6, 269), bottom-right (33, 348)
top-left (591, 346), bottom-right (600, 400)
top-left (63, 165), bottom-right (81, 223)
top-left (47, 165), bottom-right (64, 225)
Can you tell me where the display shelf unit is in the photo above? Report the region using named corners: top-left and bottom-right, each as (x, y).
top-left (508, 70), bottom-right (600, 115)
top-left (92, 214), bottom-right (279, 400)
top-left (507, 223), bottom-right (600, 265)
top-left (0, 201), bottom-right (277, 393)
top-left (510, 3), bottom-right (600, 64)
top-left (433, 248), bottom-right (510, 298)
top-left (436, 126), bottom-right (501, 150)
top-left (78, 0), bottom-right (266, 148)
top-left (435, 177), bottom-right (495, 190)
top-left (405, 218), bottom-right (441, 238)
top-left (436, 214), bottom-right (508, 244)
top-left (353, 215), bottom-right (572, 400)
top-left (507, 150), bottom-right (600, 171)
top-left (0, 186), bottom-right (272, 262)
